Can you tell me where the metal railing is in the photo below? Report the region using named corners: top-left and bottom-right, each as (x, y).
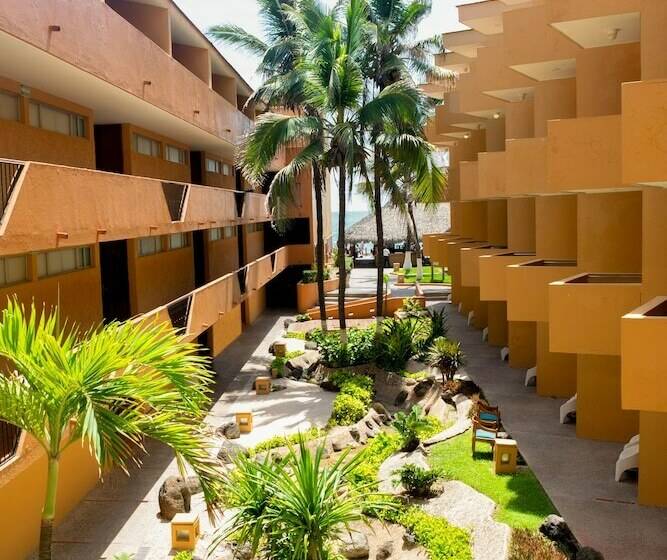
top-left (0, 420), bottom-right (21, 468)
top-left (0, 158), bottom-right (24, 219)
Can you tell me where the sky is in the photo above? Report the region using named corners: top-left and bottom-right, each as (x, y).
top-left (174, 0), bottom-right (476, 211)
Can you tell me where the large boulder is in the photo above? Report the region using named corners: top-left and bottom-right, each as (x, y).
top-left (327, 426), bottom-right (358, 452)
top-left (286, 349), bottom-right (320, 379)
top-left (217, 440), bottom-right (249, 464)
top-left (539, 515), bottom-right (579, 558)
top-left (158, 476), bottom-right (191, 520)
top-left (413, 378), bottom-right (435, 398)
top-left (376, 540), bottom-right (394, 560)
top-left (338, 529), bottom-right (370, 559)
top-left (216, 421), bottom-right (241, 440)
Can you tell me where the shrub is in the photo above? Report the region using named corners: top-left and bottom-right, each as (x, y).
top-left (401, 296), bottom-right (424, 316)
top-left (393, 406), bottom-right (432, 451)
top-left (252, 427), bottom-right (324, 454)
top-left (329, 370), bottom-right (374, 391)
top-left (423, 307), bottom-right (449, 351)
top-left (295, 313), bottom-right (311, 322)
top-left (348, 431), bottom-right (403, 490)
top-left (340, 380), bottom-right (373, 407)
top-left (173, 553), bottom-right (193, 560)
top-left (416, 415), bottom-right (444, 440)
top-left (330, 393), bottom-right (367, 426)
top-left (398, 507), bottom-right (472, 560)
top-left (309, 327), bottom-right (377, 367)
top-left (509, 529), bottom-right (567, 560)
top-left (285, 350), bottom-right (304, 360)
top-left (284, 331), bottom-right (306, 340)
top-left (402, 369), bottom-right (429, 380)
top-left (393, 464), bottom-right (443, 498)
top-left (302, 268), bottom-right (330, 284)
top-left (426, 337), bottom-right (465, 383)
top-left (377, 318), bottom-right (429, 371)
top-left (271, 356), bottom-right (286, 376)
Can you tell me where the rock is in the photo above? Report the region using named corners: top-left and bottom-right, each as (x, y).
top-left (305, 340), bottom-right (318, 350)
top-left (186, 476), bottom-right (202, 495)
top-left (158, 476), bottom-right (191, 521)
top-left (349, 426), bottom-right (367, 444)
top-left (233, 543), bottom-right (253, 560)
top-left (575, 547), bottom-right (604, 560)
top-left (328, 427), bottom-right (357, 452)
top-left (413, 378), bottom-right (434, 398)
top-left (217, 440), bottom-right (248, 464)
top-left (376, 540), bottom-right (394, 560)
top-left (339, 529), bottom-right (369, 559)
top-left (371, 401), bottom-right (390, 417)
top-left (403, 531), bottom-right (417, 547)
top-left (284, 317), bottom-right (295, 329)
top-left (394, 389), bottom-right (409, 406)
top-left (287, 349), bottom-right (321, 379)
top-left (539, 515), bottom-right (579, 558)
top-left (365, 419), bottom-right (381, 437)
top-left (216, 421), bottom-right (241, 440)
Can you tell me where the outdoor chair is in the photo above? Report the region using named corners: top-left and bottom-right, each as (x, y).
top-left (475, 401), bottom-right (501, 425)
top-left (472, 417), bottom-right (500, 454)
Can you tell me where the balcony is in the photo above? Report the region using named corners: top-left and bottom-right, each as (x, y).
top-left (478, 152), bottom-right (506, 198)
top-left (443, 29), bottom-right (488, 58)
top-left (547, 115), bottom-right (623, 192)
top-left (478, 252), bottom-right (536, 301)
top-left (0, 160), bottom-right (270, 254)
top-left (549, 273), bottom-right (642, 356)
top-left (458, 1), bottom-right (507, 35)
top-left (622, 79), bottom-right (667, 186)
top-left (461, 246), bottom-right (508, 288)
top-left (434, 52), bottom-right (471, 74)
top-left (506, 259), bottom-right (578, 322)
top-left (460, 161), bottom-right (479, 201)
top-left (506, 138), bottom-right (547, 196)
top-left (621, 297), bottom-right (667, 413)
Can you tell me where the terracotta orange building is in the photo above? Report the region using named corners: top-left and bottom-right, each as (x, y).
top-left (423, 0), bottom-right (666, 509)
top-left (0, 2), bottom-right (326, 558)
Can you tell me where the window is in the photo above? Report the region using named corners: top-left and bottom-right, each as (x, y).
top-left (168, 233), bottom-right (189, 250)
top-left (223, 226), bottom-right (236, 239)
top-left (29, 102), bottom-right (86, 137)
top-left (36, 247), bottom-right (92, 278)
top-left (206, 158), bottom-right (221, 174)
top-left (247, 223), bottom-right (263, 233)
top-left (132, 134), bottom-right (160, 157)
top-left (138, 236), bottom-right (163, 256)
top-left (0, 91), bottom-right (19, 122)
top-left (0, 255), bottom-right (27, 286)
top-left (165, 144), bottom-right (186, 164)
top-left (222, 163), bottom-right (231, 176)
top-left (209, 228), bottom-right (222, 241)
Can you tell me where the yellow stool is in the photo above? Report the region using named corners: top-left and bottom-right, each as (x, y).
top-left (397, 273), bottom-right (405, 284)
top-left (494, 438), bottom-right (518, 474)
top-left (393, 263), bottom-right (400, 272)
top-left (171, 512), bottom-right (200, 551)
top-left (274, 342), bottom-right (287, 357)
top-left (256, 376), bottom-right (272, 395)
top-left (235, 412), bottom-right (253, 433)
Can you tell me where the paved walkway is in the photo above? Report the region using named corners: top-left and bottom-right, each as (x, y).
top-left (44, 309), bottom-right (335, 560)
top-left (441, 302), bottom-right (667, 560)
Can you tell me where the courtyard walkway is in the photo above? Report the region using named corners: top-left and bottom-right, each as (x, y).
top-left (41, 309), bottom-right (335, 560)
top-left (442, 302), bottom-right (667, 560)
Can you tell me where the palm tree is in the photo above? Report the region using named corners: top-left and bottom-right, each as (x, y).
top-left (208, 0), bottom-right (331, 332)
top-left (0, 301), bottom-right (220, 560)
top-left (426, 336), bottom-right (465, 384)
top-left (362, 0), bottom-right (453, 318)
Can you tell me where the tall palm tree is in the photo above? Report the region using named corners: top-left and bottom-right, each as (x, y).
top-left (363, 0), bottom-right (453, 319)
top-left (208, 0), bottom-right (331, 332)
top-left (0, 301), bottom-right (220, 560)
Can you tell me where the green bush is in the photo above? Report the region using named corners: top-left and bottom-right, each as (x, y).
top-left (284, 331), bottom-right (306, 340)
top-left (398, 507), bottom-right (471, 560)
top-left (426, 337), bottom-right (465, 383)
top-left (295, 313), bottom-right (311, 322)
top-left (308, 327), bottom-right (377, 367)
top-left (330, 393), bottom-right (367, 426)
top-left (509, 529), bottom-right (567, 560)
top-left (252, 427), bottom-right (324, 454)
top-left (377, 318), bottom-right (430, 371)
top-left (271, 356), bottom-right (286, 375)
top-left (401, 296), bottom-right (424, 316)
top-left (416, 415), bottom-right (444, 440)
top-left (348, 431), bottom-right (403, 490)
top-left (393, 464), bottom-right (443, 498)
top-left (173, 552), bottom-right (193, 560)
top-left (339, 379), bottom-right (373, 407)
top-left (302, 268), bottom-right (331, 284)
top-left (393, 406), bottom-right (432, 451)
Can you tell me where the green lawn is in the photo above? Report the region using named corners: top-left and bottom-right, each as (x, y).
top-left (429, 433), bottom-right (557, 531)
top-left (398, 266), bottom-right (452, 284)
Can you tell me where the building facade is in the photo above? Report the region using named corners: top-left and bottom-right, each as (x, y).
top-left (0, 2), bottom-right (326, 558)
top-left (424, 0), bottom-right (666, 509)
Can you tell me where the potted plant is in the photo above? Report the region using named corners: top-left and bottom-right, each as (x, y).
top-left (426, 337), bottom-right (465, 385)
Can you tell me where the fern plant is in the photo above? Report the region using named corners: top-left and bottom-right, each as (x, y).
top-left (392, 406), bottom-right (432, 451)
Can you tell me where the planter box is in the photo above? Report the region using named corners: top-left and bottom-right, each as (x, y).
top-left (478, 252), bottom-right (536, 301)
top-left (296, 277), bottom-right (339, 313)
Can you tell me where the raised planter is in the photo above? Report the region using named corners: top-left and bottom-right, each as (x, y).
top-left (296, 277), bottom-right (339, 313)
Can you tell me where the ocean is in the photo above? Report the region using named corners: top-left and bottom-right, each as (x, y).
top-left (331, 210), bottom-right (368, 244)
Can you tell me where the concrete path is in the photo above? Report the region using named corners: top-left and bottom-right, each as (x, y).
top-left (43, 309), bottom-right (334, 560)
top-left (438, 301), bottom-right (667, 560)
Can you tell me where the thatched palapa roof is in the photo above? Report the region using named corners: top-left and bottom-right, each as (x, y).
top-left (345, 203), bottom-right (450, 244)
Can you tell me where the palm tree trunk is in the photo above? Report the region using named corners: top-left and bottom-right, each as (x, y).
top-left (39, 457), bottom-right (59, 560)
top-left (373, 147), bottom-right (384, 333)
top-left (313, 162), bottom-right (328, 332)
top-left (407, 201), bottom-right (422, 280)
top-left (337, 163), bottom-right (347, 344)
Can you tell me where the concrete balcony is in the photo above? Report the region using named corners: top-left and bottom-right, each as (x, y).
top-left (434, 52), bottom-right (471, 74)
top-left (443, 29), bottom-right (488, 58)
top-left (460, 161), bottom-right (479, 201)
top-left (621, 297), bottom-right (667, 413)
top-left (478, 252), bottom-right (536, 301)
top-left (478, 151), bottom-right (506, 198)
top-left (0, 160), bottom-right (269, 254)
top-left (458, 0), bottom-right (507, 35)
top-left (506, 259), bottom-right (578, 322)
top-left (549, 273), bottom-right (642, 356)
top-left (506, 138), bottom-right (547, 196)
top-left (547, 115), bottom-right (623, 192)
top-left (622, 79), bottom-right (667, 187)
top-left (461, 246), bottom-right (508, 288)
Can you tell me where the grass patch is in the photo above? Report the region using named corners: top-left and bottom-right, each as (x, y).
top-left (284, 331), bottom-right (306, 340)
top-left (429, 433), bottom-right (557, 530)
top-left (398, 266), bottom-right (452, 285)
top-left (251, 427), bottom-right (324, 454)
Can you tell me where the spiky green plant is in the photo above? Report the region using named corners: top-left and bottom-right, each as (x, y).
top-left (426, 336), bottom-right (465, 384)
top-left (392, 405), bottom-right (432, 451)
top-left (0, 300), bottom-right (220, 560)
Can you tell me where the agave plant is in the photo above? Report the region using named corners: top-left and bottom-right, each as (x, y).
top-left (392, 405), bottom-right (432, 451)
top-left (426, 336), bottom-right (465, 384)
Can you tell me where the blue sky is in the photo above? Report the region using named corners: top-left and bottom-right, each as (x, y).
top-left (175, 0), bottom-right (474, 210)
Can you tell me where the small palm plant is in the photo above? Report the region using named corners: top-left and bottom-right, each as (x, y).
top-left (426, 336), bottom-right (465, 384)
top-left (0, 300), bottom-right (221, 560)
top-left (392, 406), bottom-right (431, 452)
top-left (214, 435), bottom-right (385, 560)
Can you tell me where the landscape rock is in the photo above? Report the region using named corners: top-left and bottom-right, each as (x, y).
top-left (403, 532), bottom-right (417, 547)
top-left (394, 389), bottom-right (409, 406)
top-left (216, 421), bottom-right (241, 440)
top-left (339, 529), bottom-right (370, 559)
top-left (371, 401), bottom-right (391, 418)
top-left (575, 547), bottom-right (605, 560)
top-left (158, 476), bottom-right (191, 520)
top-left (186, 475), bottom-right (203, 495)
top-left (305, 340), bottom-right (318, 350)
top-left (283, 317), bottom-right (295, 329)
top-left (287, 349), bottom-right (321, 379)
top-left (327, 427), bottom-right (358, 452)
top-left (376, 540), bottom-right (394, 560)
top-left (349, 426), bottom-right (367, 444)
top-left (540, 515), bottom-right (580, 558)
top-left (217, 440), bottom-right (249, 464)
top-left (413, 378), bottom-right (434, 398)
